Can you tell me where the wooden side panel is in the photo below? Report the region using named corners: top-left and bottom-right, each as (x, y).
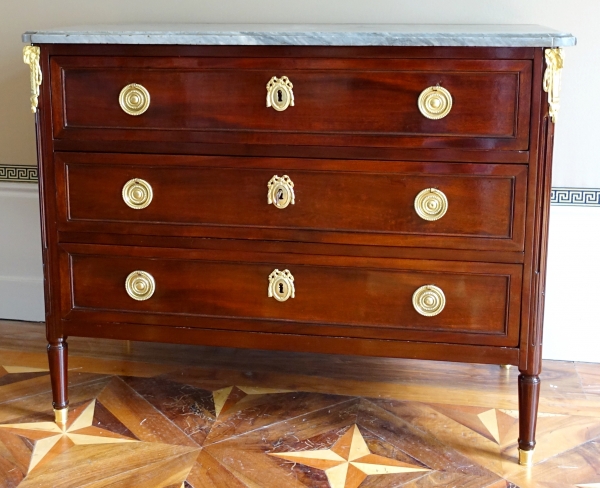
top-left (519, 48), bottom-right (553, 376)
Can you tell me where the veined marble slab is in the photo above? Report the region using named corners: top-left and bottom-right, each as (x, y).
top-left (22, 24), bottom-right (576, 47)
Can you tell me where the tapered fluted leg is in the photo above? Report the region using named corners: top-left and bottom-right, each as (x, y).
top-left (48, 339), bottom-right (69, 426)
top-left (518, 373), bottom-right (540, 466)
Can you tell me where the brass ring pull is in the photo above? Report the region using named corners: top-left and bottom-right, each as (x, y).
top-left (266, 76), bottom-right (294, 111)
top-left (122, 178), bottom-right (153, 210)
top-left (125, 271), bottom-right (155, 301)
top-left (267, 175), bottom-right (295, 209)
top-left (418, 86), bottom-right (452, 120)
top-left (268, 269), bottom-right (295, 302)
top-left (412, 285), bottom-right (445, 317)
top-left (414, 188), bottom-right (448, 221)
top-left (119, 83), bottom-right (150, 116)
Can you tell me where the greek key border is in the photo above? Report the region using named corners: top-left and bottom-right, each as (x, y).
top-left (550, 188), bottom-right (600, 207)
top-left (0, 165), bottom-right (38, 183)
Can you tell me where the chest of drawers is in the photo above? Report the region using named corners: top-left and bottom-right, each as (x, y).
top-left (22, 24), bottom-right (575, 466)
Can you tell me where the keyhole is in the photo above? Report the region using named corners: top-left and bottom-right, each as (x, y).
top-left (278, 283), bottom-right (284, 294)
top-left (277, 89), bottom-right (283, 103)
top-left (277, 189), bottom-right (284, 200)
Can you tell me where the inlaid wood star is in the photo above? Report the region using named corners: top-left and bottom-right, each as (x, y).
top-left (429, 404), bottom-right (565, 445)
top-left (0, 399), bottom-right (136, 474)
top-left (269, 424), bottom-right (429, 488)
top-left (211, 385), bottom-right (292, 417)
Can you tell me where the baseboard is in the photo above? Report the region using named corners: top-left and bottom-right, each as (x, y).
top-left (0, 276), bottom-right (44, 321)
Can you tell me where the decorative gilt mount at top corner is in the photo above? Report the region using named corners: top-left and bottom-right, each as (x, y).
top-left (543, 48), bottom-right (564, 124)
top-left (23, 45), bottom-right (42, 114)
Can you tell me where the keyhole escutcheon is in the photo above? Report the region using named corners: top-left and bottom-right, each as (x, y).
top-left (267, 175), bottom-right (295, 209)
top-left (268, 269), bottom-right (295, 302)
top-left (266, 76), bottom-right (294, 112)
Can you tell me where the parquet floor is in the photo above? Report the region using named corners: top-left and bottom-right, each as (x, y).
top-left (0, 321), bottom-right (598, 488)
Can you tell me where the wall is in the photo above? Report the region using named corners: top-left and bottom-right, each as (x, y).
top-left (0, 0), bottom-right (598, 360)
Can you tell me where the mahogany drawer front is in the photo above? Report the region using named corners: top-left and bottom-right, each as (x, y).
top-left (57, 153), bottom-right (527, 252)
top-left (60, 244), bottom-right (522, 347)
top-left (51, 56), bottom-right (531, 150)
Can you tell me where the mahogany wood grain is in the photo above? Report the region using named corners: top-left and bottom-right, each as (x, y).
top-left (515, 48), bottom-right (550, 456)
top-left (53, 139), bottom-right (531, 164)
top-left (47, 339), bottom-right (68, 411)
top-left (518, 374), bottom-right (541, 453)
top-left (56, 153), bottom-right (528, 252)
top-left (60, 320), bottom-right (519, 366)
top-left (519, 49), bottom-right (551, 377)
top-left (46, 44), bottom-right (535, 60)
top-left (58, 243), bottom-right (522, 347)
top-left (51, 55), bottom-right (532, 150)
top-left (30, 43), bottom-right (557, 462)
top-left (58, 231), bottom-right (527, 264)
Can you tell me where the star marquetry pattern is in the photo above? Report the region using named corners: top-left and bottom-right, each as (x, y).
top-left (212, 385), bottom-right (292, 417)
top-left (429, 404), bottom-right (565, 445)
top-left (0, 399), bottom-right (136, 474)
top-left (269, 424), bottom-right (429, 488)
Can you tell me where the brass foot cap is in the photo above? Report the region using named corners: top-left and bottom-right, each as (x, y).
top-left (54, 407), bottom-right (68, 425)
top-left (518, 448), bottom-right (534, 466)
top-left (500, 364), bottom-right (512, 370)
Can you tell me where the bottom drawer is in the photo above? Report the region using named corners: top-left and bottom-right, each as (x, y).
top-left (60, 244), bottom-right (522, 347)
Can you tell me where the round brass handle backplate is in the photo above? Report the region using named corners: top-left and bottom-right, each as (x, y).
top-left (412, 285), bottom-right (446, 317)
top-left (418, 86), bottom-right (452, 120)
top-left (125, 270), bottom-right (155, 301)
top-left (119, 83), bottom-right (150, 116)
top-left (122, 178), bottom-right (153, 210)
top-left (268, 269), bottom-right (295, 302)
top-left (414, 188), bottom-right (448, 221)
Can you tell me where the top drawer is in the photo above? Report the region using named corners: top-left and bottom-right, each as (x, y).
top-left (51, 56), bottom-right (532, 150)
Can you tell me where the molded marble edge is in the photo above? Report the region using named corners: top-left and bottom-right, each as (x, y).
top-left (22, 24), bottom-right (577, 47)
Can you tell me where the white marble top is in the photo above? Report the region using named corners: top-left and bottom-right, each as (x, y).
top-left (22, 24), bottom-right (576, 48)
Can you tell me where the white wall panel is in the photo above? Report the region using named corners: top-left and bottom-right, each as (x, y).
top-left (543, 206), bottom-right (600, 362)
top-left (0, 182), bottom-right (44, 321)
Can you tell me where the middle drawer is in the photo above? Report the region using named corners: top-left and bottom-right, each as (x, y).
top-left (56, 153), bottom-right (527, 251)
